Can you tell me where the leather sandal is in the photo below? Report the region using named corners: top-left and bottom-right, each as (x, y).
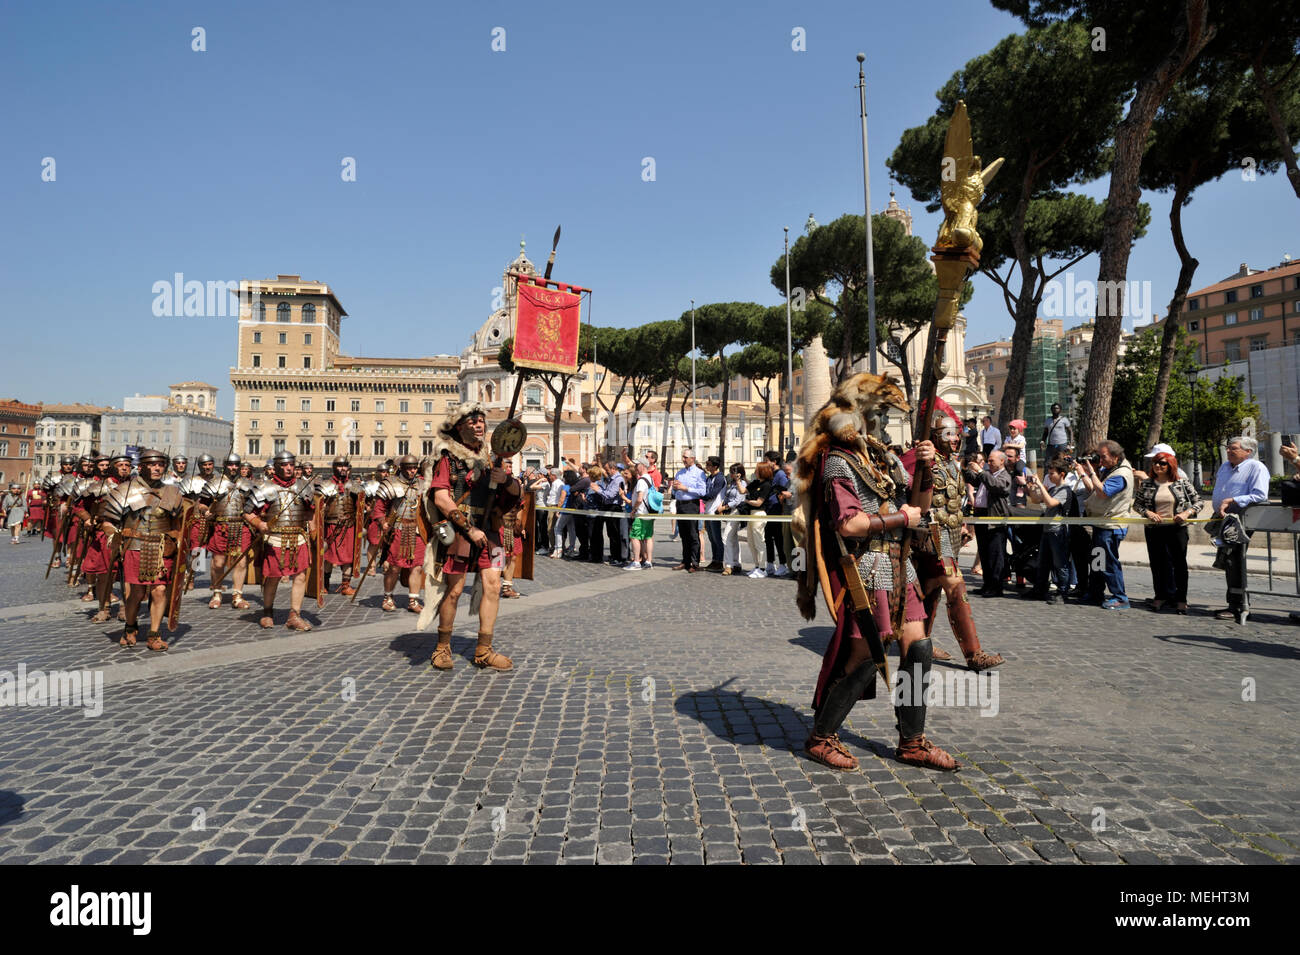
top-left (965, 649), bottom-right (1005, 671)
top-left (91, 609), bottom-right (111, 623)
top-left (932, 645), bottom-right (954, 662)
top-left (381, 595), bottom-right (397, 612)
top-left (895, 735), bottom-right (961, 771)
top-left (80, 591), bottom-right (97, 602)
top-left (431, 646), bottom-right (454, 670)
top-left (285, 613), bottom-right (312, 632)
top-left (120, 626), bottom-right (138, 648)
top-left (473, 636), bottom-right (513, 671)
top-left (500, 585), bottom-right (520, 599)
top-left (146, 631), bottom-right (169, 652)
top-left (231, 593), bottom-right (250, 610)
top-left (208, 593), bottom-right (223, 609)
top-left (337, 581), bottom-right (357, 596)
top-left (259, 616), bottom-right (275, 629)
top-left (407, 598), bottom-right (423, 613)
top-left (805, 733), bottom-right (859, 771)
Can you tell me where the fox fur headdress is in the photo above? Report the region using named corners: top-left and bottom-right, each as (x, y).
top-left (792, 373), bottom-right (910, 620)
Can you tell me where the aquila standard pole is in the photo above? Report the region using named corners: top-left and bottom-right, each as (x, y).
top-left (785, 227), bottom-right (794, 452)
top-left (857, 53), bottom-right (878, 375)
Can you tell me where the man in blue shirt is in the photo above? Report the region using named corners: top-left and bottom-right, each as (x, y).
top-left (591, 461), bottom-right (626, 565)
top-left (671, 449), bottom-right (706, 571)
top-left (1210, 435), bottom-right (1272, 620)
top-left (979, 415), bottom-right (1002, 458)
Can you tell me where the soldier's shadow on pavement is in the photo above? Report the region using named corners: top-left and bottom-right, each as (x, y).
top-left (673, 679), bottom-right (889, 762)
top-left (0, 791), bottom-right (25, 827)
top-left (790, 626), bottom-right (830, 656)
top-left (1153, 630), bottom-right (1300, 660)
top-left (387, 632), bottom-right (478, 669)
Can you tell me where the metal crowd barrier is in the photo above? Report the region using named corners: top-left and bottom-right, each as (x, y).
top-left (1237, 504), bottom-right (1300, 625)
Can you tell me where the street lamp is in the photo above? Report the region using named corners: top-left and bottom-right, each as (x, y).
top-left (1185, 364), bottom-right (1200, 488)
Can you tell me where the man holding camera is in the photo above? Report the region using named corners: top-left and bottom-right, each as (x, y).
top-left (1076, 440), bottom-right (1134, 610)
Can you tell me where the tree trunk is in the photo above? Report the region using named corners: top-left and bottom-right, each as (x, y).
top-left (659, 372), bottom-right (678, 474)
top-left (1255, 62), bottom-right (1300, 200)
top-left (1145, 177), bottom-right (1199, 450)
top-left (1077, 0), bottom-right (1214, 451)
top-left (998, 288), bottom-right (1041, 430)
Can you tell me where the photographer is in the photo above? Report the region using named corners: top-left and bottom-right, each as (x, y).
top-left (1026, 460), bottom-right (1071, 603)
top-left (1076, 440), bottom-right (1134, 610)
top-left (969, 450), bottom-right (1012, 596)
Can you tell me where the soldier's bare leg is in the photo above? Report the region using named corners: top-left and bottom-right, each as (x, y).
top-left (209, 551), bottom-right (228, 607)
top-left (285, 571), bottom-right (311, 631)
top-left (230, 554), bottom-right (249, 607)
top-left (406, 567), bottom-right (424, 612)
top-left (261, 576), bottom-right (280, 627)
top-left (146, 582), bottom-right (168, 650)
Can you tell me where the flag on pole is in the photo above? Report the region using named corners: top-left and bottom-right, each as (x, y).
top-left (510, 274), bottom-right (585, 374)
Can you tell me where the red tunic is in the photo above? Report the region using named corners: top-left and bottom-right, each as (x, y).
top-left (369, 496), bottom-right (424, 570)
top-left (255, 475), bottom-right (313, 579)
top-left (430, 455), bottom-right (503, 575)
top-left (207, 521), bottom-right (251, 555)
top-left (124, 549), bottom-right (174, 586)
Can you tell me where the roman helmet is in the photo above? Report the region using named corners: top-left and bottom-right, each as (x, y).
top-left (223, 452), bottom-right (242, 467)
top-left (273, 449), bottom-right (296, 465)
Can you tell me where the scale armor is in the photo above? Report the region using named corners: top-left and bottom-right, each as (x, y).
top-left (919, 455), bottom-right (965, 560)
top-left (101, 478), bottom-right (185, 581)
top-left (245, 477), bottom-right (315, 549)
top-left (822, 450), bottom-right (917, 592)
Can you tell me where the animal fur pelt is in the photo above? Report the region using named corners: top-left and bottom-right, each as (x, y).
top-left (792, 373), bottom-right (910, 622)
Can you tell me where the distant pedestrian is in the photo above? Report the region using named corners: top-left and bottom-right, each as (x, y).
top-left (1040, 403), bottom-right (1072, 460)
top-left (3, 483), bottom-right (25, 543)
top-left (1134, 451), bottom-right (1201, 613)
top-left (1209, 436), bottom-right (1271, 621)
top-left (979, 415), bottom-right (1002, 458)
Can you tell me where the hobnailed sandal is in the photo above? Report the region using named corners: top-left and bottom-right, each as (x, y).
top-left (146, 632), bottom-right (169, 652)
top-left (381, 595), bottom-right (397, 612)
top-left (805, 733), bottom-right (859, 771)
top-left (231, 593), bottom-right (250, 610)
top-left (407, 598), bottom-right (423, 614)
top-left (431, 630), bottom-right (455, 670)
top-left (895, 735), bottom-right (961, 771)
top-left (91, 609), bottom-right (111, 623)
top-left (120, 626), bottom-right (138, 648)
top-left (285, 613), bottom-right (312, 632)
top-left (500, 585), bottom-right (520, 599)
top-left (208, 593), bottom-right (223, 609)
top-left (965, 649), bottom-right (1005, 671)
top-left (259, 616), bottom-right (275, 629)
top-left (932, 645), bottom-right (954, 662)
top-left (337, 581), bottom-right (356, 596)
top-left (80, 591), bottom-right (97, 602)
top-left (473, 635), bottom-right (513, 671)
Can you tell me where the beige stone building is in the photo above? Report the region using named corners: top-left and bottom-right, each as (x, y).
top-left (33, 403), bottom-right (111, 481)
top-left (228, 275), bottom-right (460, 471)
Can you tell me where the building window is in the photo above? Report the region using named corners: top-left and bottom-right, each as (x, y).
top-left (1187, 298), bottom-right (1199, 311)
top-left (252, 354), bottom-right (261, 367)
top-left (422, 440), bottom-right (434, 455)
top-left (273, 439), bottom-right (286, 453)
top-left (423, 400), bottom-right (433, 414)
top-left (1188, 320), bottom-right (1199, 331)
top-left (249, 420), bottom-right (259, 430)
top-left (278, 355), bottom-right (287, 368)
top-left (162, 433), bottom-right (171, 445)
top-left (397, 440), bottom-right (410, 455)
top-left (375, 400), bottom-right (385, 413)
top-left (1225, 289), bottom-right (1239, 304)
top-left (348, 439), bottom-right (361, 455)
top-left (373, 439), bottom-right (385, 456)
top-left (0, 442), bottom-right (8, 456)
top-left (323, 439), bottom-right (335, 455)
top-left (988, 362), bottom-right (994, 372)
top-left (400, 421), bottom-right (408, 432)
top-left (350, 399), bottom-right (361, 413)
top-left (275, 398), bottom-right (286, 412)
top-left (1248, 307), bottom-right (1263, 321)
top-left (326, 399), bottom-right (336, 412)
top-left (1250, 284), bottom-right (1264, 299)
top-left (326, 420), bottom-right (335, 431)
top-left (253, 331), bottom-right (262, 343)
top-left (300, 420), bottom-right (309, 431)
top-left (374, 420), bottom-right (383, 432)
top-left (275, 420), bottom-right (285, 431)
top-left (1224, 340), bottom-right (1242, 361)
top-left (302, 303), bottom-right (316, 323)
top-left (1250, 337), bottom-right (1268, 352)
top-left (278, 332), bottom-right (287, 344)
top-left (277, 302), bottom-right (291, 322)
top-left (1224, 312), bottom-right (1238, 325)
top-left (423, 421), bottom-right (432, 433)
top-left (299, 439), bottom-right (311, 455)
top-left (250, 397), bottom-right (261, 411)
top-left (304, 333), bottom-right (312, 345)
top-left (399, 400), bottom-right (409, 413)
top-left (302, 356), bottom-right (311, 368)
top-left (248, 438), bottom-right (260, 455)
top-left (300, 399), bottom-right (311, 412)
top-left (254, 302), bottom-right (266, 322)
top-left (526, 385), bottom-right (542, 407)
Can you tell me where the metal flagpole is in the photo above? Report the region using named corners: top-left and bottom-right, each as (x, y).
top-left (690, 299), bottom-right (697, 447)
top-left (784, 227), bottom-right (794, 453)
top-left (857, 53), bottom-right (878, 375)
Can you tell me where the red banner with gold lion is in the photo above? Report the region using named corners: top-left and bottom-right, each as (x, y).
top-left (512, 279), bottom-right (583, 374)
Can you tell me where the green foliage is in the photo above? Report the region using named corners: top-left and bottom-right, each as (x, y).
top-left (1107, 326), bottom-right (1259, 467)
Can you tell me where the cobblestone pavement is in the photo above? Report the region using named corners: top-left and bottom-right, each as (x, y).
top-left (1, 531), bottom-right (1297, 865)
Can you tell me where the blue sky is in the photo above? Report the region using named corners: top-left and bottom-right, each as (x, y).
top-left (2, 0), bottom-right (1295, 419)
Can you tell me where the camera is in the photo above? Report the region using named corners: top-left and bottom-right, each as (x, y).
top-left (1077, 453), bottom-right (1100, 465)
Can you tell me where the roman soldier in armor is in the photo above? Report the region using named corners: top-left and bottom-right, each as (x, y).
top-left (370, 454), bottom-right (428, 613)
top-left (59, 455), bottom-right (96, 574)
top-left (238, 462), bottom-right (253, 480)
top-left (418, 404), bottom-right (521, 671)
top-left (243, 449), bottom-right (318, 631)
top-left (25, 484), bottom-right (46, 536)
top-left (300, 462), bottom-right (314, 480)
top-left (82, 451), bottom-right (133, 622)
top-left (98, 449), bottom-right (186, 651)
top-left (164, 454), bottom-right (189, 486)
top-left (361, 463), bottom-right (391, 576)
top-left (182, 454), bottom-right (216, 554)
top-left (43, 455), bottom-right (77, 566)
top-left (318, 455), bottom-right (364, 596)
top-left (93, 452), bottom-right (110, 480)
top-left (912, 414), bottom-right (1004, 671)
top-left (204, 453), bottom-right (255, 609)
top-left (793, 374), bottom-right (960, 772)
top-left (68, 456), bottom-right (109, 601)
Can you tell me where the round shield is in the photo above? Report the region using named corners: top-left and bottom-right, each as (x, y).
top-left (491, 419), bottom-right (527, 458)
